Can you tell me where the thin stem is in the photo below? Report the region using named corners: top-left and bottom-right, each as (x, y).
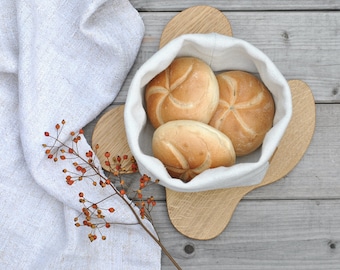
top-left (109, 183), bottom-right (182, 270)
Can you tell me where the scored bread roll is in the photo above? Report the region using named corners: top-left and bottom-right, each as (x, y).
top-left (152, 120), bottom-right (236, 182)
top-left (145, 57), bottom-right (219, 128)
top-left (209, 71), bottom-right (275, 156)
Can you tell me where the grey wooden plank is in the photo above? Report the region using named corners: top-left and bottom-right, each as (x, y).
top-left (131, 0), bottom-right (340, 11)
top-left (150, 200), bottom-right (340, 269)
top-left (113, 11), bottom-right (340, 104)
top-left (241, 103), bottom-right (340, 200)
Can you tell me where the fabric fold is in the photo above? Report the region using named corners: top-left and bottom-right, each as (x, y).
top-left (0, 0), bottom-right (161, 269)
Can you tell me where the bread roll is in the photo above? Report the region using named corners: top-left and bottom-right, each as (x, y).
top-left (145, 57), bottom-right (219, 128)
top-left (152, 120), bottom-right (236, 182)
top-left (209, 71), bottom-right (275, 156)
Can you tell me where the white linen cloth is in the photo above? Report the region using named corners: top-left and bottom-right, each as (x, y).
top-left (124, 33), bottom-right (292, 192)
top-left (0, 0), bottom-right (161, 269)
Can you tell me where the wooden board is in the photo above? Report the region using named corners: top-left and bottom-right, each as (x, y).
top-left (92, 105), bottom-right (135, 174)
top-left (163, 6), bottom-right (315, 240)
top-left (92, 6), bottom-right (316, 240)
top-left (159, 5), bottom-right (232, 48)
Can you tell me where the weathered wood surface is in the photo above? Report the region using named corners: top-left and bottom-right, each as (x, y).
top-left (114, 11), bottom-right (340, 104)
top-left (130, 0), bottom-right (340, 11)
top-left (153, 200), bottom-right (340, 269)
top-left (84, 3), bottom-right (340, 269)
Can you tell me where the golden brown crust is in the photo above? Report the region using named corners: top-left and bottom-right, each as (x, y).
top-left (152, 120), bottom-right (236, 182)
top-left (209, 71), bottom-right (275, 156)
top-left (145, 57), bottom-right (219, 128)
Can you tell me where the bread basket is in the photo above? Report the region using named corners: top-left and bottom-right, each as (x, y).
top-left (124, 33), bottom-right (292, 192)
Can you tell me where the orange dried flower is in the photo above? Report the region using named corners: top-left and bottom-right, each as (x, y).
top-left (86, 151), bottom-right (93, 158)
top-left (66, 179), bottom-right (74, 185)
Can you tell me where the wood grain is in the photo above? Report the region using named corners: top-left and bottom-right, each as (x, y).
top-left (131, 0), bottom-right (340, 11)
top-left (153, 200), bottom-right (340, 270)
top-left (159, 6), bottom-right (232, 47)
top-left (91, 105), bottom-right (135, 174)
top-left (114, 11), bottom-right (340, 104)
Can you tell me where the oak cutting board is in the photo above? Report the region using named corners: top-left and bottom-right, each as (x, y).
top-left (92, 5), bottom-right (316, 240)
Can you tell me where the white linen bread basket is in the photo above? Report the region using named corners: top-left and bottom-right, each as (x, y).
top-left (124, 33), bottom-right (292, 192)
